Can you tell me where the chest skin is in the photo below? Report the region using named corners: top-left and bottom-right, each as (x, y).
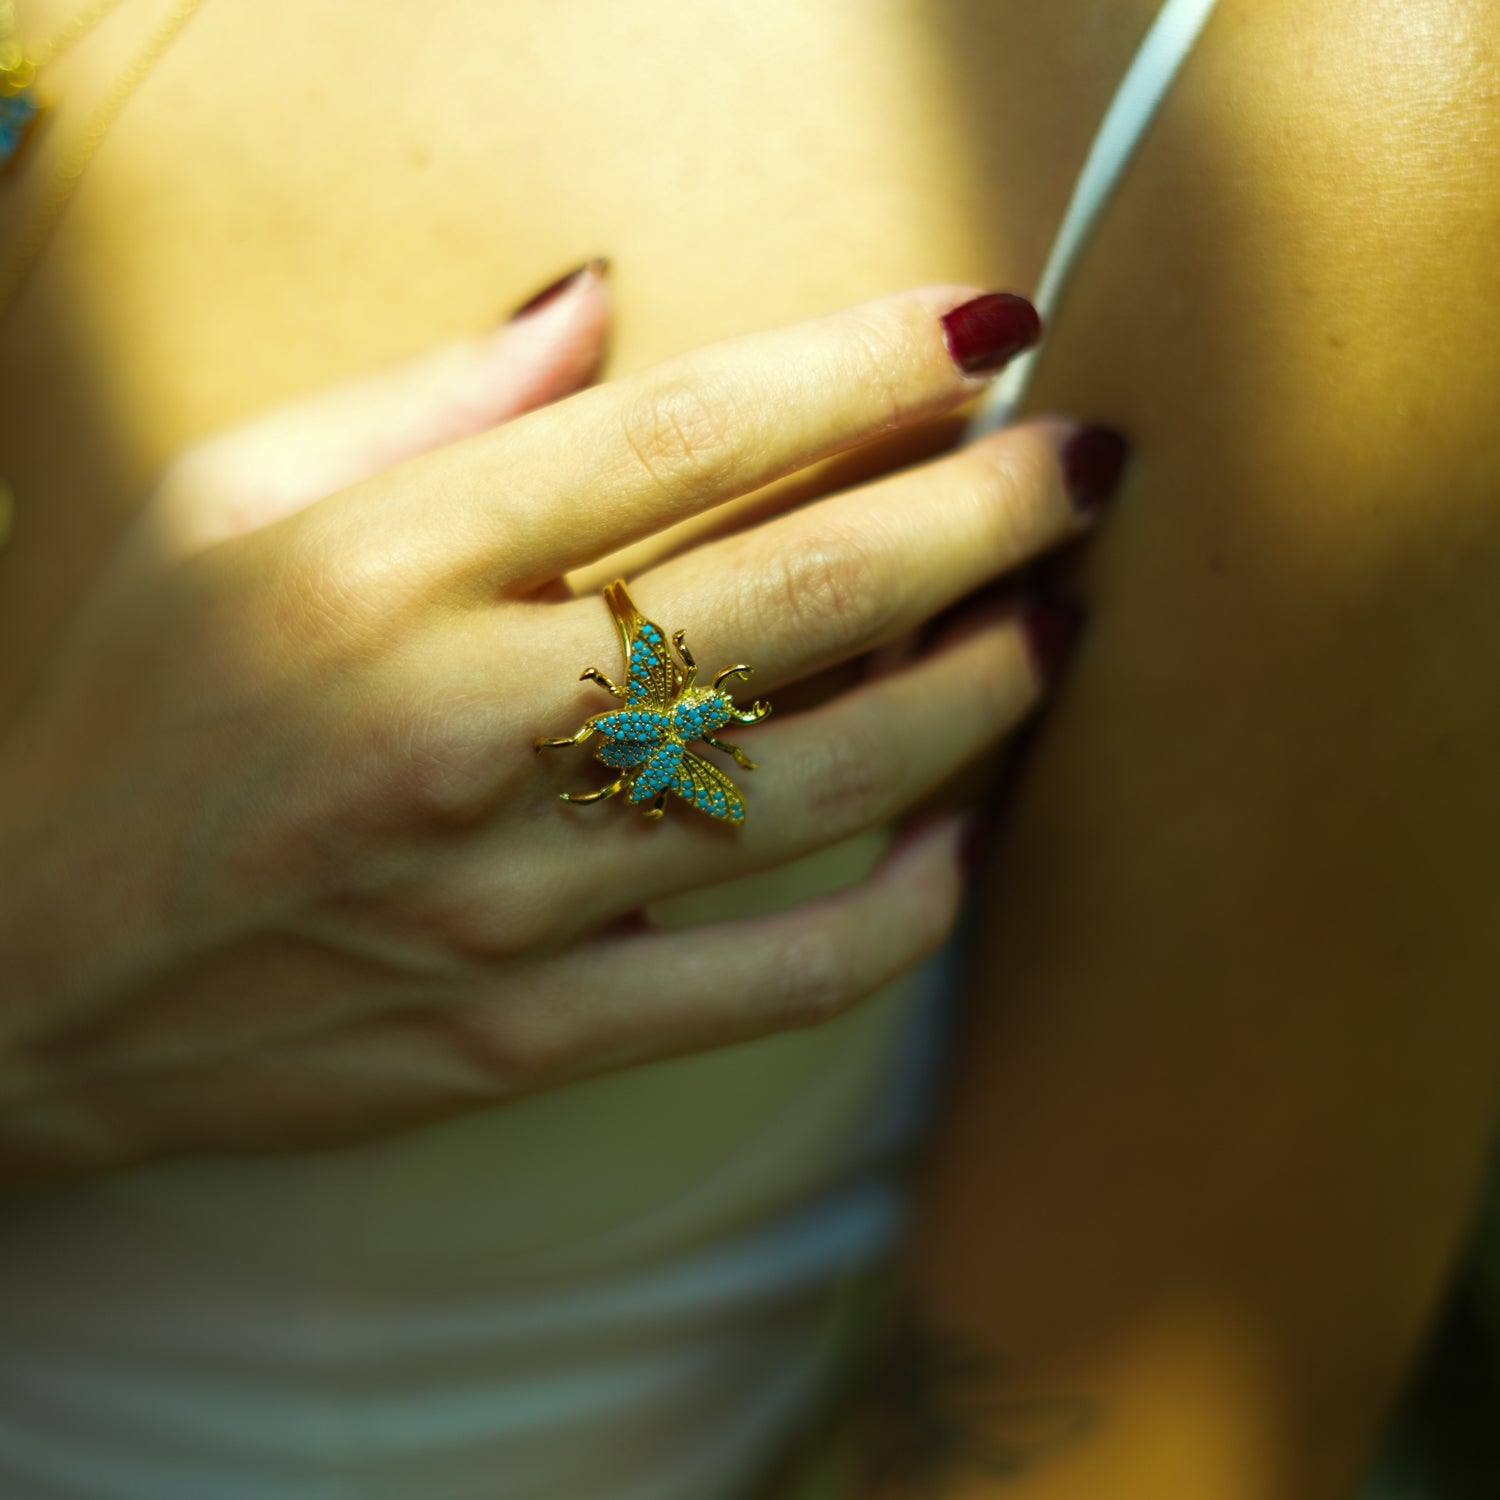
top-left (4, 0), bottom-right (1497, 1291)
top-left (0, 0), bottom-right (1160, 716)
top-left (0, 0), bottom-right (1177, 1261)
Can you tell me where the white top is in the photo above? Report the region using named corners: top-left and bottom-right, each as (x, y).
top-left (0, 5), bottom-right (1222, 1496)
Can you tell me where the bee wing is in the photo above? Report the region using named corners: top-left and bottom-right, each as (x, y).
top-left (626, 738), bottom-right (686, 806)
top-left (593, 708), bottom-right (670, 770)
top-left (605, 579), bottom-right (678, 711)
top-left (672, 748), bottom-right (747, 825)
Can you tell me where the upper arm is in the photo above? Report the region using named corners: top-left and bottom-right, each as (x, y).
top-left (867, 4), bottom-right (1500, 1497)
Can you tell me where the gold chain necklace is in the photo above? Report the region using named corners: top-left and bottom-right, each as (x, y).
top-left (0, 0), bottom-right (210, 552)
top-left (0, 0), bottom-right (209, 319)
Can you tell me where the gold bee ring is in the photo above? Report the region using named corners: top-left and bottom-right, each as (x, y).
top-left (534, 580), bottom-right (772, 825)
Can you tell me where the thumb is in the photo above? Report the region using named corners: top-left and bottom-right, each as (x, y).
top-left (141, 260), bottom-right (611, 561)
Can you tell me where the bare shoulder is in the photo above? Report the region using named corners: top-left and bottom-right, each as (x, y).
top-left (1045, 0), bottom-right (1500, 495)
top-left (1181, 0), bottom-right (1500, 422)
top-left (1024, 0), bottom-right (1500, 847)
top-left (909, 9), bottom-right (1500, 1493)
top-left (991, 0), bottom-right (1500, 1159)
top-left (1140, 0), bottom-right (1500, 598)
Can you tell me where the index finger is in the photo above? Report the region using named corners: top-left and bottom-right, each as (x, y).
top-left (339, 286), bottom-right (1041, 592)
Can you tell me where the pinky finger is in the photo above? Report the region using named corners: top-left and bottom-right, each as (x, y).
top-left (265, 812), bottom-right (971, 1120)
top-left (545, 810), bottom-right (972, 1071)
top-left (16, 817), bottom-right (969, 1176)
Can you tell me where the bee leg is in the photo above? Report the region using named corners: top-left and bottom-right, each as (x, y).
top-left (559, 776), bottom-right (625, 804)
top-left (580, 667), bottom-right (625, 698)
top-left (534, 723), bottom-right (598, 753)
top-left (643, 791), bottom-right (668, 819)
top-left (671, 631), bottom-right (699, 693)
top-left (702, 734), bottom-right (758, 772)
top-left (729, 699), bottom-right (772, 725)
top-left (711, 663), bottom-right (753, 692)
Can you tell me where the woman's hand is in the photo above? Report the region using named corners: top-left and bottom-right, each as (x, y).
top-left (0, 279), bottom-right (1117, 1188)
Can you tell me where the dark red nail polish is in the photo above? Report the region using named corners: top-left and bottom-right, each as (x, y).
top-left (941, 292), bottom-right (1042, 377)
top-left (504, 257), bottom-right (610, 322)
top-left (1061, 425), bottom-right (1129, 515)
top-left (1021, 597), bottom-right (1085, 687)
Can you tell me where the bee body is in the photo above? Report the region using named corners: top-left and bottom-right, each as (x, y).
top-left (536, 582), bottom-right (771, 824)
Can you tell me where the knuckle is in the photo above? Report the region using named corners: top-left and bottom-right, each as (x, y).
top-left (383, 687), bottom-right (508, 831)
top-left (272, 507), bottom-right (441, 654)
top-left (615, 374), bottom-right (744, 497)
top-left (755, 523), bottom-right (891, 659)
top-left (410, 868), bottom-right (555, 968)
top-left (436, 998), bottom-right (565, 1096)
top-left (766, 856), bottom-right (963, 1034)
top-left (967, 433), bottom-right (1059, 563)
top-left (762, 924), bottom-right (857, 1030)
top-left (277, 540), bottom-right (363, 640)
top-left (251, 528), bottom-right (389, 654)
top-left (802, 725), bottom-right (901, 835)
top-left (837, 310), bottom-right (919, 433)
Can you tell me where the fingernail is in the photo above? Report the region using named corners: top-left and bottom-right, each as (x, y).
top-left (1061, 425), bottom-right (1130, 516)
top-left (503, 257), bottom-right (610, 322)
top-left (1020, 596), bottom-right (1085, 687)
top-left (941, 292), bottom-right (1042, 377)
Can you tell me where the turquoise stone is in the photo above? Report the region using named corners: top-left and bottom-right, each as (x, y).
top-left (0, 88), bottom-right (39, 166)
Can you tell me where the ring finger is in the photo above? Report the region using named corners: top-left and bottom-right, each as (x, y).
top-left (519, 597), bottom-right (1066, 924)
top-left (631, 416), bottom-right (1123, 695)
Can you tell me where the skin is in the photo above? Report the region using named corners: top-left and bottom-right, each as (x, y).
top-left (844, 6), bottom-right (1500, 1500)
top-left (1, 0), bottom-right (1498, 1495)
top-left (0, 280), bottom-right (1085, 1178)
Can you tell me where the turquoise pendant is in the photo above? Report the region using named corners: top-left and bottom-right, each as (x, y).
top-left (0, 85), bottom-right (39, 169)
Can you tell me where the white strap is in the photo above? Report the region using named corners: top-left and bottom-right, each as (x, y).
top-left (966, 0), bottom-right (1220, 439)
